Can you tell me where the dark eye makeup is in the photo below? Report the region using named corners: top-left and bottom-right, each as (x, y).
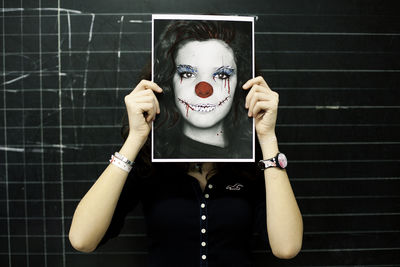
top-left (213, 66), bottom-right (235, 80)
top-left (176, 65), bottom-right (235, 80)
top-left (177, 65), bottom-right (197, 79)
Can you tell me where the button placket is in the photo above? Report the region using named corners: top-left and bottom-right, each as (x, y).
top-left (199, 183), bottom-right (213, 265)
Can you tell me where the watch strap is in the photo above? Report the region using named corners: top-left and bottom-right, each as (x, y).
top-left (258, 153), bottom-right (287, 170)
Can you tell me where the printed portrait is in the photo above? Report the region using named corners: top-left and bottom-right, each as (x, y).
top-left (152, 14), bottom-right (255, 162)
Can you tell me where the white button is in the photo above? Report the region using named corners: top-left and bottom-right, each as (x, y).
top-left (202, 255), bottom-right (207, 260)
top-left (208, 184), bottom-right (213, 189)
top-left (201, 203), bottom-right (205, 208)
top-left (201, 215), bottom-right (206, 220)
top-left (201, 228), bottom-right (206, 234)
top-left (204, 194), bottom-right (209, 199)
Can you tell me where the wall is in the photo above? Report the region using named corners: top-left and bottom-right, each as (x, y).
top-left (1, 0), bottom-right (399, 266)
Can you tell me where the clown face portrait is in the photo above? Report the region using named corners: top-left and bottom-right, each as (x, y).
top-left (152, 14), bottom-right (254, 162)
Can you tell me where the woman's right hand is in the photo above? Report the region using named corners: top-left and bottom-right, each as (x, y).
top-left (124, 80), bottom-right (163, 143)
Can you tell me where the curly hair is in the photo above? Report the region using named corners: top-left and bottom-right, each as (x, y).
top-left (153, 19), bottom-right (253, 159)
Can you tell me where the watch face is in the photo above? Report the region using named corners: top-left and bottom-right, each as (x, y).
top-left (277, 153), bottom-right (288, 168)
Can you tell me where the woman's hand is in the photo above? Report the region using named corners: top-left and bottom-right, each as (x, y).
top-left (124, 80), bottom-right (163, 142)
top-left (243, 76), bottom-right (279, 141)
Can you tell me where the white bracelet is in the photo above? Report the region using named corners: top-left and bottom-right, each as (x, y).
top-left (109, 155), bottom-right (132, 172)
top-left (114, 152), bottom-right (134, 166)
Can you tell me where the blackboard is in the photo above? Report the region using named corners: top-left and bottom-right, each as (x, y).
top-left (1, 0), bottom-right (400, 266)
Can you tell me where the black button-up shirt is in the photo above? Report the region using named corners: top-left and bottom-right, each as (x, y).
top-left (101, 170), bottom-right (267, 267)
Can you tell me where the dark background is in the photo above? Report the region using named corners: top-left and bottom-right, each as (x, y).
top-left (1, 0), bottom-right (399, 266)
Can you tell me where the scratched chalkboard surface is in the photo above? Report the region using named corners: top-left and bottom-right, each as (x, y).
top-left (1, 0), bottom-right (400, 266)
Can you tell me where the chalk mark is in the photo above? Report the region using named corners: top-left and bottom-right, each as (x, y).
top-left (65, 9), bottom-right (78, 146)
top-left (1, 73), bottom-right (30, 85)
top-left (0, 146), bottom-right (25, 152)
top-left (81, 13), bottom-right (95, 129)
top-left (129, 20), bottom-right (145, 23)
top-left (57, 3), bottom-right (66, 267)
top-left (1, 7), bottom-right (82, 14)
top-left (116, 15), bottom-right (124, 99)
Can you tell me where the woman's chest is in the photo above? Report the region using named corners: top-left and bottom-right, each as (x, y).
top-left (142, 177), bottom-right (257, 234)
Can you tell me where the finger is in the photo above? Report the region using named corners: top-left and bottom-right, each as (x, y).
top-left (148, 98), bottom-right (159, 121)
top-left (134, 95), bottom-right (154, 104)
top-left (147, 106), bottom-right (157, 122)
top-left (242, 76), bottom-right (269, 90)
top-left (140, 90), bottom-right (161, 114)
top-left (136, 102), bottom-right (157, 122)
top-left (132, 80), bottom-right (163, 94)
top-left (139, 80), bottom-right (163, 93)
top-left (245, 84), bottom-right (269, 109)
top-left (154, 94), bottom-right (160, 114)
top-left (133, 88), bottom-right (153, 96)
top-left (139, 88), bottom-right (161, 115)
top-left (247, 92), bottom-right (272, 116)
top-left (132, 89), bottom-right (160, 114)
top-left (126, 91), bottom-right (160, 120)
top-left (151, 102), bottom-right (158, 121)
top-left (252, 101), bottom-right (276, 119)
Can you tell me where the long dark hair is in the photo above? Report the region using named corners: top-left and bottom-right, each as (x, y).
top-left (153, 20), bottom-right (253, 159)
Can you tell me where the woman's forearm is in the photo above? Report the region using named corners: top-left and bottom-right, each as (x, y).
top-left (68, 135), bottom-right (145, 252)
top-left (259, 134), bottom-right (303, 259)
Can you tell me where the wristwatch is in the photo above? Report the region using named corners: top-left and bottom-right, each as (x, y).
top-left (258, 153), bottom-right (287, 170)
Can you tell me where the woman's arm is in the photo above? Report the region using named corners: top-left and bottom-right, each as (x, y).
top-left (243, 77), bottom-right (303, 259)
top-left (259, 135), bottom-right (303, 259)
top-left (68, 80), bottom-right (162, 252)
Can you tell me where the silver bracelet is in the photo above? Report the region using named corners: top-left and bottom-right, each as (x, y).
top-left (114, 152), bottom-right (134, 166)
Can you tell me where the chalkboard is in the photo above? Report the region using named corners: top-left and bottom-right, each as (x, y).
top-left (1, 0), bottom-right (400, 266)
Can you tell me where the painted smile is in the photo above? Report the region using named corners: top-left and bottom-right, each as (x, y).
top-left (185, 102), bottom-right (216, 112)
top-left (178, 96), bottom-right (230, 116)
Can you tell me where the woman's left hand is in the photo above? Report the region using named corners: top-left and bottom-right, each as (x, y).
top-left (243, 76), bottom-right (279, 140)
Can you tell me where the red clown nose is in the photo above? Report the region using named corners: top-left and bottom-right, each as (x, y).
top-left (195, 81), bottom-right (213, 98)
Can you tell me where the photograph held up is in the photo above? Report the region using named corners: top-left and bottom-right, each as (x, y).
top-left (152, 15), bottom-right (255, 161)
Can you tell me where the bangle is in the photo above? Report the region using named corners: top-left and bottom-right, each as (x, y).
top-left (109, 155), bottom-right (132, 172)
top-left (114, 152), bottom-right (134, 166)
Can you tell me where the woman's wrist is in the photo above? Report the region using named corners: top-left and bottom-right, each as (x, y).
top-left (258, 132), bottom-right (279, 159)
top-left (119, 134), bottom-right (147, 162)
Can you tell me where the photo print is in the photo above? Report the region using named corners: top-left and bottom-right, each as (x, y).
top-left (152, 14), bottom-right (255, 162)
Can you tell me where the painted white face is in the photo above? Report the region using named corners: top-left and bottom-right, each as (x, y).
top-left (173, 39), bottom-right (237, 129)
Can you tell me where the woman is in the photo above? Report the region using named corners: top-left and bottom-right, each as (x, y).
top-left (153, 20), bottom-right (253, 159)
top-left (69, 19), bottom-right (303, 266)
